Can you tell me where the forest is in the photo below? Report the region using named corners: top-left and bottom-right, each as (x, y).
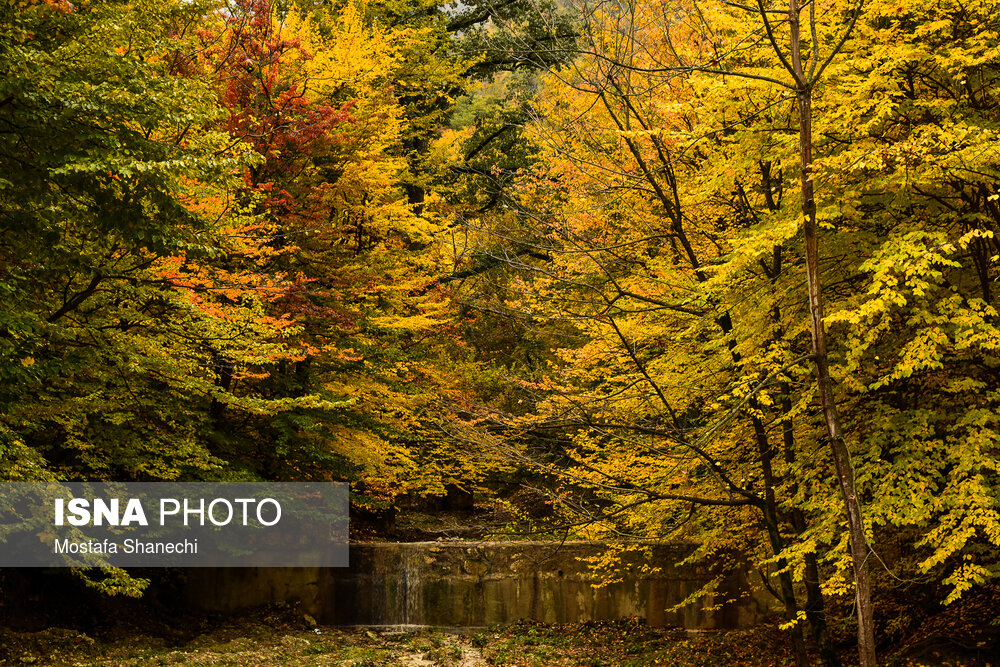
top-left (1, 0), bottom-right (999, 665)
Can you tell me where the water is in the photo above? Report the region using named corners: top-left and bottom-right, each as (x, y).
top-left (184, 540), bottom-right (776, 629)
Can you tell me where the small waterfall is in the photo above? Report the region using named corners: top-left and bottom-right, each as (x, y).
top-left (401, 545), bottom-right (423, 625)
top-left (183, 541), bottom-right (775, 630)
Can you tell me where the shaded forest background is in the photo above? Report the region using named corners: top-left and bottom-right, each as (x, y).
top-left (2, 0), bottom-right (999, 663)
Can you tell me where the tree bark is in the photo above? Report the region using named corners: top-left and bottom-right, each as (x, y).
top-left (751, 409), bottom-right (809, 667)
top-left (788, 0), bottom-right (876, 663)
top-left (797, 84), bottom-right (876, 667)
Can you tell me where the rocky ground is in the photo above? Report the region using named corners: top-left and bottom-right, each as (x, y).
top-left (0, 617), bottom-right (802, 667)
top-left (2, 615), bottom-right (992, 667)
top-left (1, 597), bottom-right (996, 666)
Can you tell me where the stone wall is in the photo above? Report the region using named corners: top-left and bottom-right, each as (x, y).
top-left (183, 541), bottom-right (775, 629)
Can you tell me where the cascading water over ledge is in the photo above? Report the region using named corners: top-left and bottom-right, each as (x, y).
top-left (183, 541), bottom-right (777, 629)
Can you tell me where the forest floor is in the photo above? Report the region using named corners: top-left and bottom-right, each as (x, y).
top-left (0, 613), bottom-right (988, 667)
top-left (0, 617), bottom-right (805, 667)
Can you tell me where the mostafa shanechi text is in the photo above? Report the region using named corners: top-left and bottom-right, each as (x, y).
top-left (0, 482), bottom-right (349, 568)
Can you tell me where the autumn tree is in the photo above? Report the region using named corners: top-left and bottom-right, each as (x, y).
top-left (187, 0), bottom-right (533, 504)
top-left (448, 0), bottom-right (1000, 664)
top-left (0, 0), bottom-right (461, 499)
top-left (0, 0), bottom-right (307, 482)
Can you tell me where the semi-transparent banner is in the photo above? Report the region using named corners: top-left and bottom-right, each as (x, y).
top-left (0, 483), bottom-right (348, 567)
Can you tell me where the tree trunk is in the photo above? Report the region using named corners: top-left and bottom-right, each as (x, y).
top-left (789, 0), bottom-right (876, 661)
top-left (797, 86), bottom-right (876, 667)
top-left (792, 507), bottom-right (841, 667)
top-left (751, 409), bottom-right (809, 667)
